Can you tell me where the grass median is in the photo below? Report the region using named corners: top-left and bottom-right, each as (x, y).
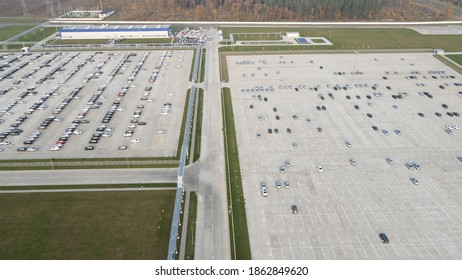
top-left (184, 191), bottom-right (197, 260)
top-left (221, 87), bottom-right (251, 260)
top-left (199, 49), bottom-right (206, 83)
top-left (193, 89), bottom-right (204, 163)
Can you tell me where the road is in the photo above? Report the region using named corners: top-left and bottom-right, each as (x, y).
top-left (0, 168), bottom-right (178, 186)
top-left (186, 28), bottom-right (231, 260)
top-left (0, 187), bottom-right (175, 194)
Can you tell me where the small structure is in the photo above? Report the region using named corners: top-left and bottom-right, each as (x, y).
top-left (99, 8), bottom-right (115, 19)
top-left (286, 32), bottom-right (300, 38)
top-left (434, 49), bottom-right (444, 55)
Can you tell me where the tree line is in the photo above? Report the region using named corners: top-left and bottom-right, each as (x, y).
top-left (100, 0), bottom-right (442, 21)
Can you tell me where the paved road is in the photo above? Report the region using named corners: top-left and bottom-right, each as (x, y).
top-left (0, 187), bottom-right (175, 194)
top-left (188, 28), bottom-right (231, 260)
top-left (0, 168), bottom-right (178, 186)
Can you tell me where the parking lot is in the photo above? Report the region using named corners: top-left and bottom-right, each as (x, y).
top-left (0, 50), bottom-right (193, 159)
top-left (227, 53), bottom-right (462, 259)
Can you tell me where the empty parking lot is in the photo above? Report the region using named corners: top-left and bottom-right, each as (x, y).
top-left (227, 53), bottom-right (462, 259)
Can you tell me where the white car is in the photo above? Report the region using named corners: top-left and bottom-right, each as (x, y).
top-left (27, 147), bottom-right (38, 152)
top-left (73, 130), bottom-right (82, 135)
top-left (0, 141), bottom-right (11, 145)
top-left (156, 129), bottom-right (165, 134)
top-left (317, 165), bottom-right (324, 172)
top-left (130, 139), bottom-right (140, 143)
top-left (51, 146), bottom-right (61, 151)
top-left (261, 186), bottom-right (268, 197)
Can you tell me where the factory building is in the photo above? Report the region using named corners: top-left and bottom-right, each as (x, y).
top-left (59, 25), bottom-right (172, 40)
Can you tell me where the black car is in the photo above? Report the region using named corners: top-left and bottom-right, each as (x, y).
top-left (287, 128), bottom-right (292, 133)
top-left (386, 86), bottom-right (391, 90)
top-left (367, 113), bottom-right (373, 118)
top-left (268, 128), bottom-right (272, 134)
top-left (17, 147), bottom-right (27, 152)
top-left (435, 112), bottom-right (442, 117)
top-left (454, 112), bottom-right (460, 117)
top-left (138, 121), bottom-right (147, 125)
top-left (442, 104), bottom-right (448, 109)
top-left (356, 95), bottom-right (361, 99)
top-left (316, 106), bottom-right (321, 111)
top-left (346, 95), bottom-right (351, 100)
top-left (273, 107), bottom-right (277, 112)
top-left (418, 113), bottom-right (424, 117)
top-left (354, 105), bottom-right (359, 110)
top-left (274, 128), bottom-right (279, 134)
top-left (447, 112), bottom-right (454, 117)
top-left (366, 95), bottom-right (371, 99)
top-left (321, 105), bottom-right (326, 111)
top-left (85, 146), bottom-right (95, 150)
top-left (392, 95), bottom-right (397, 99)
top-left (275, 115), bottom-right (280, 120)
top-left (379, 233), bottom-right (389, 243)
top-left (250, 105), bottom-right (253, 109)
top-left (372, 126), bottom-right (378, 131)
top-left (317, 127), bottom-right (323, 133)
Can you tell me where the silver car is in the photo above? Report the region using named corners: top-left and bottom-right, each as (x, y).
top-left (385, 157), bottom-right (394, 164)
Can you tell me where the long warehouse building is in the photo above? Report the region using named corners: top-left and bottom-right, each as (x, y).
top-left (59, 25), bottom-right (172, 39)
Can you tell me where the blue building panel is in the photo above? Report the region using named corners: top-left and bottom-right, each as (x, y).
top-left (61, 28), bottom-right (170, 33)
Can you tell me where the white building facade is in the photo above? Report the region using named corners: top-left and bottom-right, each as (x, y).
top-left (60, 25), bottom-right (171, 39)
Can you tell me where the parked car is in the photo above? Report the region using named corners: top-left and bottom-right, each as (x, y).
top-left (379, 233), bottom-right (389, 243)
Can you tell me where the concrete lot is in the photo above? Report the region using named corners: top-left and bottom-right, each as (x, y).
top-left (227, 53), bottom-right (462, 259)
top-left (0, 50), bottom-right (193, 159)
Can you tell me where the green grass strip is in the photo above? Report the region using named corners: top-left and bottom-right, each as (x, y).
top-left (221, 87), bottom-right (251, 260)
top-left (221, 27), bottom-right (462, 51)
top-left (17, 27), bottom-right (59, 42)
top-left (189, 49), bottom-right (197, 82)
top-left (177, 89), bottom-right (191, 158)
top-left (193, 89), bottom-right (204, 163)
top-left (184, 191), bottom-right (197, 260)
top-left (0, 25), bottom-right (33, 41)
top-left (199, 49), bottom-right (206, 83)
top-left (219, 53), bottom-right (230, 83)
top-left (434, 55), bottom-right (462, 74)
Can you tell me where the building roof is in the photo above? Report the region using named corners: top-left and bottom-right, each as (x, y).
top-left (61, 25), bottom-right (170, 32)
